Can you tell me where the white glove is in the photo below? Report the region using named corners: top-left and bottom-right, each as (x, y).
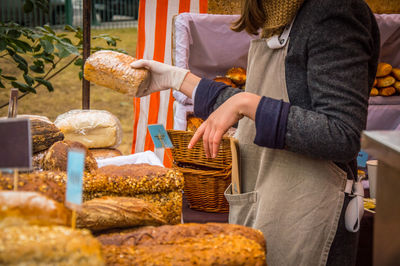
top-left (131, 59), bottom-right (189, 97)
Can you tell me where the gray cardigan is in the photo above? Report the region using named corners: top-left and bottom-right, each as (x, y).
top-left (196, 0), bottom-right (380, 180)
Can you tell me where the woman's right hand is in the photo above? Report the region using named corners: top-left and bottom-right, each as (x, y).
top-left (131, 59), bottom-right (189, 97)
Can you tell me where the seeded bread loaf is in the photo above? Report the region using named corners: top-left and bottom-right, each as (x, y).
top-left (84, 50), bottom-right (150, 96)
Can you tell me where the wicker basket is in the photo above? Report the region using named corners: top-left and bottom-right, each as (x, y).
top-left (174, 164), bottom-right (231, 213)
top-left (167, 130), bottom-right (232, 169)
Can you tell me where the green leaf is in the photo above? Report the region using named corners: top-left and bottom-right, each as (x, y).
top-left (43, 25), bottom-right (55, 35)
top-left (0, 39), bottom-right (6, 52)
top-left (78, 71), bottom-right (83, 80)
top-left (12, 54), bottom-right (28, 73)
top-left (7, 29), bottom-right (21, 39)
top-left (33, 43), bottom-right (41, 52)
top-left (64, 25), bottom-right (77, 32)
top-left (1, 75), bottom-right (17, 81)
top-left (23, 74), bottom-right (34, 86)
top-left (74, 58), bottom-right (83, 66)
top-left (55, 43), bottom-right (70, 58)
top-left (35, 78), bottom-right (53, 92)
top-left (0, 80), bottom-right (5, 88)
top-left (11, 81), bottom-right (36, 93)
top-left (23, 0), bottom-right (34, 13)
top-left (40, 39), bottom-right (54, 54)
top-left (30, 65), bottom-right (45, 73)
top-left (11, 39), bottom-right (32, 52)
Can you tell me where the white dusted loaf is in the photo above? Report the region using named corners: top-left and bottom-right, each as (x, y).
top-left (54, 110), bottom-right (122, 148)
top-left (84, 50), bottom-right (150, 96)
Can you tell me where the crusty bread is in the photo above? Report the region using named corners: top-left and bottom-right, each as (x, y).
top-left (0, 225), bottom-right (105, 265)
top-left (90, 148), bottom-right (122, 160)
top-left (84, 50), bottom-right (150, 96)
top-left (0, 191), bottom-right (70, 227)
top-left (77, 196), bottom-right (166, 231)
top-left (98, 223), bottom-right (266, 266)
top-left (42, 140), bottom-right (98, 172)
top-left (54, 109), bottom-right (123, 149)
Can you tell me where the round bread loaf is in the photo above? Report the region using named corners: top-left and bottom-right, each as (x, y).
top-left (42, 140), bottom-right (98, 172)
top-left (89, 148), bottom-right (122, 160)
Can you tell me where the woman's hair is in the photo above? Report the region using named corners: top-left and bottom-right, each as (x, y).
top-left (231, 0), bottom-right (265, 35)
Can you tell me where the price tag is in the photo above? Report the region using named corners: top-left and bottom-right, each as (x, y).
top-left (66, 148), bottom-right (85, 209)
top-left (148, 124), bottom-right (173, 149)
top-left (0, 118), bottom-right (32, 170)
top-left (357, 150), bottom-right (369, 168)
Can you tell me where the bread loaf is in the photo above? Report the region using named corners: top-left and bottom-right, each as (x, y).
top-left (42, 140), bottom-right (98, 172)
top-left (98, 223), bottom-right (266, 266)
top-left (32, 149), bottom-right (47, 170)
top-left (90, 148), bottom-right (122, 160)
top-left (376, 75), bottom-right (396, 88)
top-left (0, 191), bottom-right (70, 227)
top-left (77, 196), bottom-right (166, 231)
top-left (379, 86), bottom-right (396, 96)
top-left (84, 50), bottom-right (150, 96)
top-left (0, 171), bottom-right (66, 203)
top-left (86, 164), bottom-right (184, 224)
top-left (370, 87), bottom-right (379, 96)
top-left (55, 109), bottom-right (123, 149)
top-left (394, 81), bottom-right (400, 93)
top-left (392, 68), bottom-right (400, 80)
top-left (376, 62), bottom-right (392, 77)
top-left (0, 225), bottom-right (104, 265)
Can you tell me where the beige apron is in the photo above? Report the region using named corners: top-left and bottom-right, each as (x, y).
top-left (224, 26), bottom-right (348, 266)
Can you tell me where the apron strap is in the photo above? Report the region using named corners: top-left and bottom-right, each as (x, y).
top-left (267, 18), bottom-right (296, 49)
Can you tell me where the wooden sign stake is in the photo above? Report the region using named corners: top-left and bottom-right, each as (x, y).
top-left (9, 89), bottom-right (19, 190)
top-left (71, 210), bottom-right (77, 229)
top-left (157, 133), bottom-right (174, 164)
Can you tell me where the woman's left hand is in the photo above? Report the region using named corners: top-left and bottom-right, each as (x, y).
top-left (188, 92), bottom-right (260, 158)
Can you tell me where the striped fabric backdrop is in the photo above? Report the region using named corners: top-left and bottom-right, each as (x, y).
top-left (132, 0), bottom-right (208, 167)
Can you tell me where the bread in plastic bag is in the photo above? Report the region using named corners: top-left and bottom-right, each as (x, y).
top-left (83, 50), bottom-right (150, 96)
top-left (54, 109), bottom-right (122, 149)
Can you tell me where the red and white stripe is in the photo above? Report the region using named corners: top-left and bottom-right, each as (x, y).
top-left (132, 0), bottom-right (208, 167)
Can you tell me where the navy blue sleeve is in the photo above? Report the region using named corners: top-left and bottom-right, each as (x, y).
top-left (254, 97), bottom-right (290, 149)
top-left (193, 78), bottom-right (231, 120)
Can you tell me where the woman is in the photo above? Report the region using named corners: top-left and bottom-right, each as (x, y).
top-left (131, 0), bottom-right (380, 264)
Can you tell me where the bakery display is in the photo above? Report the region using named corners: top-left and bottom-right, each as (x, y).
top-left (90, 148), bottom-right (123, 160)
top-left (0, 191), bottom-right (70, 227)
top-left (76, 196), bottom-right (166, 232)
top-left (0, 225), bottom-right (104, 265)
top-left (83, 50), bottom-right (150, 96)
top-left (371, 63), bottom-right (400, 97)
top-left (42, 140), bottom-right (98, 172)
top-left (87, 164), bottom-right (184, 224)
top-left (97, 223), bottom-right (266, 265)
top-left (55, 109), bottom-right (123, 149)
top-left (28, 116), bottom-right (64, 153)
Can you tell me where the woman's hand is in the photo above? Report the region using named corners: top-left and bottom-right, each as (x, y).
top-left (131, 59), bottom-right (190, 97)
top-left (188, 92), bottom-right (261, 158)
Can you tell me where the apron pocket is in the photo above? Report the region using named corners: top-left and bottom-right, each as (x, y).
top-left (224, 184), bottom-right (258, 227)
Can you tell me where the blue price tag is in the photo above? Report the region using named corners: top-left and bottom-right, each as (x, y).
top-left (357, 150), bottom-right (368, 168)
top-left (148, 124), bottom-right (173, 149)
top-left (66, 149), bottom-right (85, 208)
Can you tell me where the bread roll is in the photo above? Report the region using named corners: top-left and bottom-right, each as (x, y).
top-left (186, 116), bottom-right (204, 132)
top-left (90, 148), bottom-right (122, 160)
top-left (42, 140), bottom-right (98, 172)
top-left (379, 86), bottom-right (396, 96)
top-left (226, 67), bottom-right (246, 86)
top-left (370, 87), bottom-right (379, 96)
top-left (55, 109), bottom-right (123, 149)
top-left (0, 225), bottom-right (104, 265)
top-left (376, 75), bottom-right (395, 88)
top-left (77, 196), bottom-right (166, 231)
top-left (213, 76), bottom-right (237, 88)
top-left (392, 68), bottom-right (400, 80)
top-left (394, 81), bottom-right (400, 93)
top-left (98, 223), bottom-right (266, 266)
top-left (0, 191), bottom-right (70, 227)
top-left (373, 78), bottom-right (377, 87)
top-left (376, 62), bottom-right (392, 77)
top-left (84, 50), bottom-right (150, 96)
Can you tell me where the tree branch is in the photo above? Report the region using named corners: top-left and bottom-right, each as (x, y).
top-left (0, 55), bottom-right (79, 109)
